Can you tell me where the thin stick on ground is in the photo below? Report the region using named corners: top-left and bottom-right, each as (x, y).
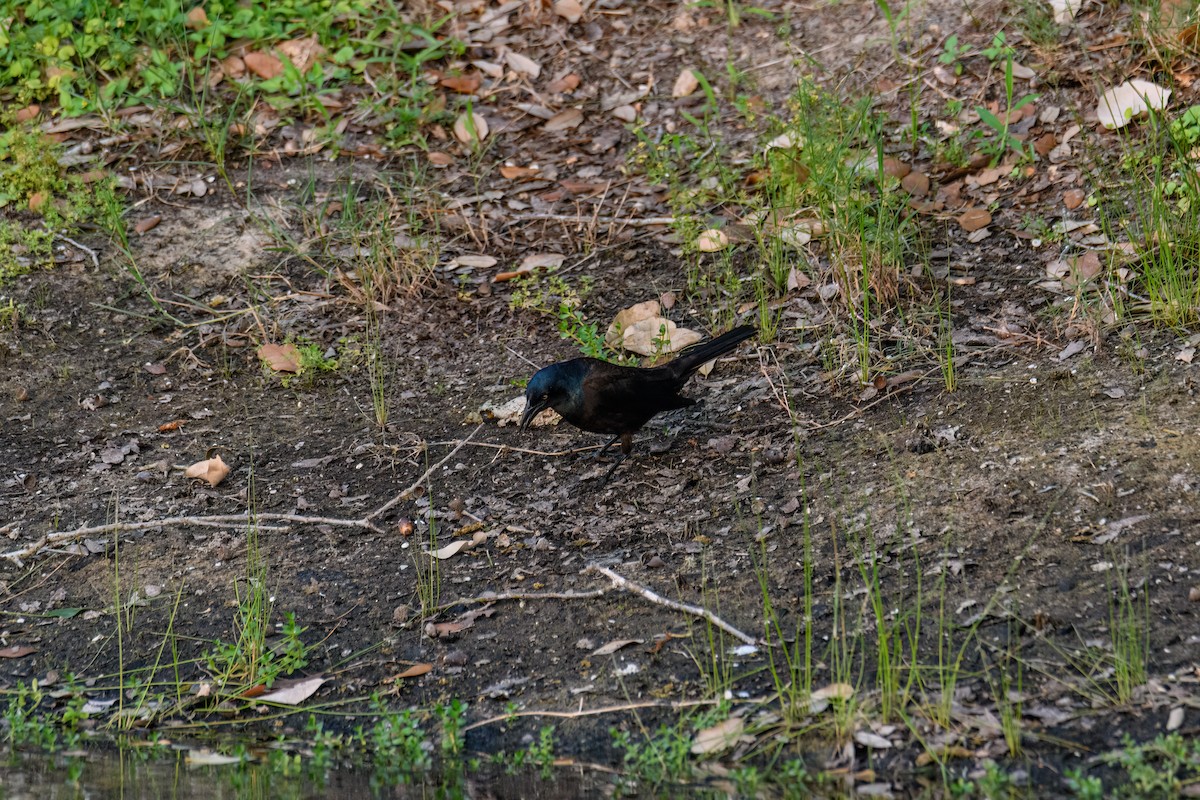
top-left (585, 563), bottom-right (759, 645)
top-left (1, 425), bottom-right (483, 565)
top-left (461, 697), bottom-right (727, 733)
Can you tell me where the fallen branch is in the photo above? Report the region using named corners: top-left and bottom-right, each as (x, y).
top-left (584, 564), bottom-right (759, 645)
top-left (2, 426), bottom-right (483, 565)
top-left (462, 697), bottom-right (723, 733)
top-left (508, 213), bottom-right (676, 227)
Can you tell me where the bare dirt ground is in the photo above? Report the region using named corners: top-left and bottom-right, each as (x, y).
top-left (3, 0), bottom-right (1200, 796)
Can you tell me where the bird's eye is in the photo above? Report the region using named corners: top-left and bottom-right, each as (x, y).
top-left (540, 393), bottom-right (549, 401)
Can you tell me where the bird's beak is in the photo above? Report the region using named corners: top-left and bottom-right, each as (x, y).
top-left (519, 397), bottom-right (547, 431)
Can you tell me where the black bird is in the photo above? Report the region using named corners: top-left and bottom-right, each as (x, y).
top-left (519, 325), bottom-right (757, 477)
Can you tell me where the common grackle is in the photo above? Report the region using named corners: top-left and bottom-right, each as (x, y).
top-left (519, 325), bottom-right (757, 478)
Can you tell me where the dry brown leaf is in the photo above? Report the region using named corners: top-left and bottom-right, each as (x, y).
top-left (691, 716), bottom-right (744, 755)
top-left (0, 644), bottom-right (37, 659)
top-left (15, 104), bottom-right (40, 123)
top-left (506, 51), bottom-right (541, 78)
top-left (553, 0), bottom-right (584, 22)
top-left (222, 55), bottom-right (246, 79)
top-left (185, 6), bottom-right (208, 29)
top-left (605, 300), bottom-right (661, 346)
top-left (673, 68), bottom-right (700, 98)
top-left (453, 112), bottom-right (489, 144)
top-left (440, 72), bottom-right (481, 94)
top-left (812, 683), bottom-right (855, 701)
top-left (591, 638), bottom-right (643, 656)
top-left (494, 252), bottom-right (565, 282)
top-left (957, 208), bottom-right (992, 232)
top-left (427, 151), bottom-right (454, 166)
top-left (544, 108), bottom-right (584, 131)
top-left (389, 663), bottom-right (433, 680)
top-left (277, 36), bottom-right (324, 73)
top-left (620, 318), bottom-right (703, 356)
top-left (432, 539), bottom-right (475, 559)
top-left (133, 215), bottom-right (161, 235)
top-left (500, 164), bottom-right (540, 179)
top-left (696, 229), bottom-right (730, 252)
top-left (244, 51), bottom-right (284, 80)
top-left (258, 342), bottom-right (301, 372)
top-left (547, 73), bottom-right (580, 93)
top-left (258, 676), bottom-right (327, 705)
top-left (1097, 80), bottom-right (1172, 129)
top-left (1063, 188), bottom-right (1085, 209)
top-left (184, 455), bottom-right (230, 487)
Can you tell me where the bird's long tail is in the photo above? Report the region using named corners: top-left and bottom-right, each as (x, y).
top-left (669, 324), bottom-right (757, 378)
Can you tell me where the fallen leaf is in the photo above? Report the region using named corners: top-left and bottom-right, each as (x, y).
top-left (258, 342), bottom-right (301, 373)
top-left (453, 255), bottom-right (499, 269)
top-left (1177, 347), bottom-right (1195, 363)
top-left (277, 35), bottom-right (324, 73)
top-left (696, 229), bottom-right (730, 252)
top-left (957, 208), bottom-right (992, 232)
top-left (493, 252), bottom-right (565, 282)
top-left (500, 164), bottom-right (540, 179)
top-left (855, 730), bottom-right (893, 749)
top-left (1097, 80), bottom-right (1172, 129)
top-left (506, 51), bottom-right (541, 78)
top-left (592, 638), bottom-right (643, 656)
top-left (1047, 0), bottom-right (1081, 22)
top-left (258, 676), bottom-right (327, 705)
top-left (144, 362), bottom-right (167, 375)
top-left (389, 663), bottom-right (433, 680)
top-left (243, 51), bottom-right (284, 80)
top-left (547, 73), bottom-right (580, 93)
top-left (0, 645), bottom-right (37, 658)
top-left (812, 683), bottom-right (855, 701)
top-left (544, 108), bottom-right (584, 131)
top-left (440, 72), bottom-right (481, 94)
top-left (134, 215), bottom-right (162, 234)
top-left (185, 6), bottom-right (208, 29)
top-left (453, 112), bottom-right (489, 145)
top-left (431, 539), bottom-right (473, 559)
top-left (605, 299), bottom-right (661, 346)
top-left (553, 0), bottom-right (583, 22)
top-left (619, 317), bottom-right (703, 356)
top-left (691, 716), bottom-right (744, 755)
top-left (184, 454), bottom-right (230, 487)
top-left (673, 68), bottom-right (700, 98)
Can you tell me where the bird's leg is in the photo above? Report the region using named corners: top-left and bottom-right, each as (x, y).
top-left (599, 452), bottom-right (627, 487)
top-left (595, 434), bottom-right (623, 459)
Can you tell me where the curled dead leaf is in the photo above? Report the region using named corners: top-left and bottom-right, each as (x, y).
top-left (696, 229), bottom-right (730, 252)
top-left (453, 112), bottom-right (489, 145)
top-left (243, 51), bottom-right (284, 80)
top-left (553, 0), bottom-right (583, 22)
top-left (673, 68), bottom-right (700, 98)
top-left (957, 208), bottom-right (992, 232)
top-left (185, 6), bottom-right (208, 29)
top-left (1097, 80), bottom-right (1172, 130)
top-left (691, 716), bottom-right (744, 755)
top-left (258, 342), bottom-right (302, 373)
top-left (544, 108), bottom-right (584, 131)
top-left (184, 454), bottom-right (230, 487)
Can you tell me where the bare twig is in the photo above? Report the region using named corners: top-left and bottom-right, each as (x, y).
top-left (507, 213), bottom-right (676, 227)
top-left (584, 564), bottom-right (759, 645)
top-left (462, 697), bottom-right (726, 733)
top-left (55, 234), bottom-right (99, 268)
top-left (364, 424), bottom-right (481, 522)
top-left (2, 426), bottom-right (484, 564)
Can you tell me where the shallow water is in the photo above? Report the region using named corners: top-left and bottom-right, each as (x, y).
top-left (0, 749), bottom-right (620, 800)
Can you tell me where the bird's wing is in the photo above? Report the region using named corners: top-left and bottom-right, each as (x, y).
top-left (576, 364), bottom-right (691, 434)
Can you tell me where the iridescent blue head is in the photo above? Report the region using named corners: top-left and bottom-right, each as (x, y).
top-left (520, 365), bottom-right (560, 431)
top-left (519, 361), bottom-right (585, 430)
